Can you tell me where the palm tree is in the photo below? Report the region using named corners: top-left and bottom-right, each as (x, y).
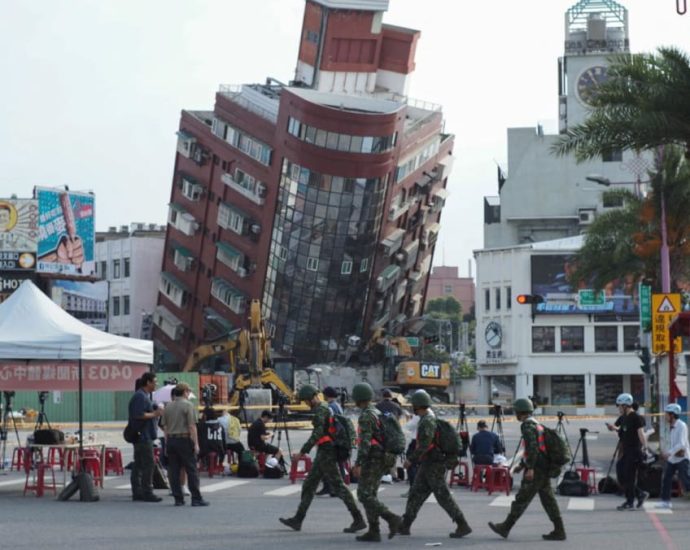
top-left (553, 47), bottom-right (690, 160)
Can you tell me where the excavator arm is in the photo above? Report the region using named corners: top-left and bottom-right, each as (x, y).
top-left (181, 336), bottom-right (245, 372)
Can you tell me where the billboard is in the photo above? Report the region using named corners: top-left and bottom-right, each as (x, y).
top-left (0, 198), bottom-right (38, 271)
top-left (531, 254), bottom-right (639, 317)
top-left (50, 279), bottom-right (109, 331)
top-left (36, 188), bottom-right (95, 277)
top-left (0, 272), bottom-right (34, 304)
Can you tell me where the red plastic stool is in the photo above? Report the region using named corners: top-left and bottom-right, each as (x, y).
top-left (64, 448), bottom-right (78, 471)
top-left (77, 456), bottom-right (103, 488)
top-left (251, 451), bottom-right (267, 475)
top-left (489, 466), bottom-right (511, 496)
top-left (206, 452), bottom-right (225, 478)
top-left (471, 464), bottom-right (493, 492)
top-left (104, 447), bottom-right (124, 475)
top-left (47, 447), bottom-right (64, 469)
top-left (449, 461), bottom-right (470, 487)
top-left (576, 467), bottom-right (597, 495)
top-left (23, 449), bottom-right (56, 498)
top-left (290, 455), bottom-right (313, 484)
top-left (11, 447), bottom-right (27, 472)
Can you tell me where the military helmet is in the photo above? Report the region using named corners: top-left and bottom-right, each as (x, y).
top-left (615, 393), bottom-right (633, 406)
top-left (298, 384), bottom-right (318, 401)
top-left (410, 390), bottom-right (432, 408)
top-left (513, 398), bottom-right (534, 414)
top-left (665, 403), bottom-right (682, 417)
top-left (351, 383), bottom-right (374, 403)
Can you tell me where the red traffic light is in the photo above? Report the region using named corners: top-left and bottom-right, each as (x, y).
top-left (516, 294), bottom-right (544, 305)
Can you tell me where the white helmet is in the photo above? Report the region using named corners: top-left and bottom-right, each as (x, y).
top-left (615, 393), bottom-right (633, 406)
top-left (266, 457), bottom-right (279, 469)
top-left (665, 403), bottom-right (682, 417)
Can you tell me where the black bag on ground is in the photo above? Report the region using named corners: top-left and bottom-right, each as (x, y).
top-left (237, 450), bottom-right (259, 478)
top-left (557, 479), bottom-right (589, 497)
top-left (33, 429), bottom-right (65, 445)
top-left (598, 476), bottom-right (620, 494)
top-left (637, 462), bottom-right (663, 498)
top-left (152, 462), bottom-right (169, 490)
top-left (562, 470), bottom-right (580, 481)
top-left (263, 466), bottom-right (284, 479)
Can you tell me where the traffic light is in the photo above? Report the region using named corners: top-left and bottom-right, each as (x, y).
top-left (424, 335), bottom-right (440, 344)
top-left (516, 294), bottom-right (544, 305)
top-left (639, 347), bottom-right (651, 374)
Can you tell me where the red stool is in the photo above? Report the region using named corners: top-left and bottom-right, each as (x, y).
top-left (576, 467), bottom-right (597, 495)
top-left (23, 449), bottom-right (56, 498)
top-left (11, 447), bottom-right (27, 472)
top-left (471, 464), bottom-right (493, 492)
top-left (206, 452), bottom-right (224, 478)
top-left (252, 451), bottom-right (267, 475)
top-left (77, 455), bottom-right (103, 488)
top-left (47, 447), bottom-right (64, 469)
top-left (104, 447), bottom-right (124, 475)
top-left (489, 466), bottom-right (511, 496)
top-left (449, 461), bottom-right (470, 487)
top-left (289, 455), bottom-right (313, 484)
top-left (64, 448), bottom-right (78, 471)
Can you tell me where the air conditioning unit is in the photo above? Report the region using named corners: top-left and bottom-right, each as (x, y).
top-left (578, 209), bottom-right (595, 225)
top-left (257, 184), bottom-right (267, 198)
top-left (395, 252), bottom-right (405, 263)
top-left (236, 267), bottom-right (248, 277)
top-left (250, 223), bottom-right (261, 234)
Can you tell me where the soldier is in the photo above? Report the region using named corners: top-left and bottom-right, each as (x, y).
top-left (279, 384), bottom-right (366, 533)
top-left (399, 390), bottom-right (472, 538)
top-left (488, 397), bottom-right (566, 541)
top-left (351, 382), bottom-right (402, 542)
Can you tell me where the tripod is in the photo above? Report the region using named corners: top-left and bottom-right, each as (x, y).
top-left (555, 411), bottom-right (573, 458)
top-left (237, 389), bottom-right (250, 428)
top-left (270, 395), bottom-right (292, 473)
top-left (567, 428), bottom-right (595, 471)
top-left (455, 403), bottom-right (470, 461)
top-left (1, 392), bottom-right (22, 472)
top-left (490, 403), bottom-right (506, 453)
top-left (34, 392), bottom-right (52, 432)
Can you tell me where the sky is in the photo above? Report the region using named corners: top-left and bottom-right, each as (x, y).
top-left (1, 0), bottom-right (689, 279)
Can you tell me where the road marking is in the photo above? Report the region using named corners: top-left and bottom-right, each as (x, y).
top-left (202, 480), bottom-right (250, 493)
top-left (0, 478), bottom-right (25, 487)
top-left (648, 509), bottom-right (678, 550)
top-left (489, 495), bottom-right (515, 507)
top-left (115, 483), bottom-right (132, 490)
top-left (426, 494), bottom-right (437, 504)
top-left (643, 502), bottom-right (673, 515)
top-left (567, 498), bottom-right (595, 511)
top-left (265, 485), bottom-right (302, 496)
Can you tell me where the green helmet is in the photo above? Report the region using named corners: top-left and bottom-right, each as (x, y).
top-left (351, 383), bottom-right (374, 403)
top-left (513, 398), bottom-right (534, 414)
top-left (410, 390), bottom-right (432, 408)
top-left (298, 384), bottom-right (318, 401)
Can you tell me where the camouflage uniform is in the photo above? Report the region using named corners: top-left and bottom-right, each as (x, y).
top-left (490, 416), bottom-right (565, 540)
top-left (401, 413), bottom-right (471, 537)
top-left (285, 402), bottom-right (363, 529)
top-left (356, 405), bottom-right (400, 539)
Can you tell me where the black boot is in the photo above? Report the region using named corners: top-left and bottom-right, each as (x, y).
top-left (382, 512), bottom-right (402, 540)
top-left (488, 520), bottom-right (513, 539)
top-left (279, 516), bottom-right (303, 531)
top-left (356, 530), bottom-right (382, 542)
top-left (398, 516), bottom-right (411, 536)
top-left (450, 516), bottom-right (472, 538)
top-left (343, 512), bottom-right (367, 533)
top-left (542, 518), bottom-right (566, 541)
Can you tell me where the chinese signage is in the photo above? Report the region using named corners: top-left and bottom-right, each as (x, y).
top-left (36, 187), bottom-right (95, 277)
top-left (0, 361), bottom-right (149, 391)
top-left (639, 283), bottom-right (652, 333)
top-left (578, 289), bottom-right (606, 306)
top-left (651, 293), bottom-right (682, 354)
top-left (0, 273), bottom-right (34, 304)
top-left (0, 198), bottom-right (38, 270)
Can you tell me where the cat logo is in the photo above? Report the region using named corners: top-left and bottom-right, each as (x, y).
top-left (420, 363), bottom-right (441, 379)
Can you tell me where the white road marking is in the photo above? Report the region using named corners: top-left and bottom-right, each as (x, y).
top-left (643, 502), bottom-right (673, 514)
top-left (426, 494), bottom-right (437, 504)
top-left (115, 483), bottom-right (132, 490)
top-left (0, 478), bottom-right (25, 487)
top-left (490, 495), bottom-right (515, 507)
top-left (264, 485), bottom-right (302, 496)
top-left (202, 479), bottom-right (250, 493)
top-left (567, 498), bottom-right (595, 511)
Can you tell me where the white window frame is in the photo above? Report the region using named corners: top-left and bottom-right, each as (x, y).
top-left (341, 260), bottom-right (353, 275)
top-left (306, 257), bottom-right (319, 271)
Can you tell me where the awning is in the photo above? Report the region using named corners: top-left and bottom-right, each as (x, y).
top-left (203, 307), bottom-right (234, 331)
top-left (168, 202), bottom-right (188, 214)
top-left (172, 242), bottom-right (194, 258)
top-left (161, 271), bottom-right (190, 292)
top-left (211, 277), bottom-right (243, 299)
top-left (155, 304), bottom-right (183, 327)
top-left (380, 264), bottom-right (401, 281)
top-left (216, 241), bottom-right (243, 260)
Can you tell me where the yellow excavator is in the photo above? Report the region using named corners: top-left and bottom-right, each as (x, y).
top-left (182, 299), bottom-right (303, 409)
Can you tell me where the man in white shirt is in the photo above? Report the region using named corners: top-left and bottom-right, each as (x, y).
top-left (655, 403), bottom-right (690, 509)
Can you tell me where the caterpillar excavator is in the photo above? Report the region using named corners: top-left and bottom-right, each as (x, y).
top-left (182, 299), bottom-right (304, 409)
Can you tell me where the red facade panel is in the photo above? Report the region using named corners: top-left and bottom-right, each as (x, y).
top-left (379, 26), bottom-right (419, 74)
top-left (320, 10), bottom-right (381, 72)
top-left (297, 1), bottom-right (323, 66)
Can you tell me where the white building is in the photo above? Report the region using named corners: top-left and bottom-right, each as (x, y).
top-left (476, 1), bottom-right (648, 413)
top-left (95, 223), bottom-right (165, 338)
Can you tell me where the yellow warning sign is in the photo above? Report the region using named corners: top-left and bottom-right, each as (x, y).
top-left (652, 293), bottom-right (682, 354)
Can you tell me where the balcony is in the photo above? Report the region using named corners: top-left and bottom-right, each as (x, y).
top-left (388, 200), bottom-right (410, 222)
top-left (380, 228), bottom-right (405, 256)
top-left (154, 305), bottom-right (184, 341)
top-left (172, 243), bottom-right (195, 272)
top-left (423, 222), bottom-right (441, 248)
top-left (215, 241), bottom-right (248, 277)
top-left (211, 277), bottom-right (246, 314)
top-left (159, 271), bottom-right (189, 309)
top-left (221, 172), bottom-right (266, 206)
top-left (376, 264), bottom-right (401, 293)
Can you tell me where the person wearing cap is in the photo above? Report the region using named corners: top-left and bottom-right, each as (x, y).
top-left (247, 410), bottom-right (283, 461)
top-left (376, 389), bottom-right (403, 420)
top-left (316, 386), bottom-right (343, 497)
top-left (611, 392), bottom-right (648, 511)
top-left (655, 403), bottom-right (690, 509)
top-left (279, 384), bottom-right (365, 534)
top-left (470, 419), bottom-right (503, 466)
top-left (162, 382), bottom-right (209, 507)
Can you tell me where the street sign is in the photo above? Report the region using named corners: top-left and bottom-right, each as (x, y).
top-left (405, 336), bottom-right (420, 347)
top-left (578, 289), bottom-right (606, 306)
top-left (639, 283), bottom-right (652, 333)
top-left (652, 293), bottom-right (683, 354)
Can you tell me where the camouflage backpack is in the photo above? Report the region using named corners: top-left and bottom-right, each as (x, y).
top-left (376, 412), bottom-right (406, 455)
top-left (327, 413), bottom-right (356, 461)
top-left (538, 424), bottom-right (571, 469)
top-left (434, 418), bottom-right (462, 457)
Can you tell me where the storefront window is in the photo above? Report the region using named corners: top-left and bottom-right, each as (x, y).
top-left (623, 325), bottom-right (639, 351)
top-left (561, 326), bottom-right (584, 352)
top-left (595, 326), bottom-right (618, 352)
top-left (532, 326), bottom-right (555, 352)
top-left (596, 375), bottom-right (623, 405)
top-left (552, 375), bottom-right (584, 406)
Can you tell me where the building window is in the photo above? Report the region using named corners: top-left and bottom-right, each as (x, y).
top-left (623, 325), bottom-right (639, 351)
top-left (532, 326), bottom-right (555, 352)
top-left (218, 203), bottom-right (245, 235)
top-left (596, 375), bottom-right (623, 405)
top-left (484, 289), bottom-right (490, 311)
top-left (444, 284), bottom-right (453, 294)
top-left (495, 288), bottom-right (501, 310)
top-left (341, 260), bottom-right (353, 275)
top-left (307, 257), bottom-right (319, 271)
top-left (99, 261), bottom-right (107, 279)
top-left (561, 326), bottom-right (584, 352)
top-left (595, 326), bottom-right (618, 352)
top-left (602, 149), bottom-right (623, 162)
top-left (552, 375), bottom-right (584, 406)
top-left (112, 297), bottom-right (120, 316)
top-left (113, 259), bottom-right (121, 279)
top-left (506, 286), bottom-right (512, 310)
top-left (123, 295), bottom-right (130, 316)
top-left (360, 258), bottom-right (369, 273)
top-left (124, 258), bottom-right (130, 278)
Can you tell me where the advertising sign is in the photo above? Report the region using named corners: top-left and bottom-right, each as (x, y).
top-left (0, 198), bottom-right (38, 270)
top-left (651, 293), bottom-right (683, 354)
top-left (36, 187), bottom-right (95, 277)
top-left (639, 283), bottom-right (652, 333)
top-left (0, 272), bottom-right (34, 303)
top-left (50, 280), bottom-right (109, 331)
top-left (531, 255), bottom-right (639, 317)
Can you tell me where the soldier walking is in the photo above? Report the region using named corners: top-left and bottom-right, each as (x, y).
top-left (489, 398), bottom-right (566, 541)
top-left (399, 390), bottom-right (472, 538)
top-left (351, 383), bottom-right (402, 542)
top-left (279, 384), bottom-right (366, 533)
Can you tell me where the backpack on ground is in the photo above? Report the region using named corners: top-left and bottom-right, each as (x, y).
top-left (539, 424), bottom-right (570, 468)
top-left (237, 450), bottom-right (259, 478)
top-left (434, 418), bottom-right (462, 457)
top-left (328, 413), bottom-right (357, 461)
top-left (376, 413), bottom-right (406, 455)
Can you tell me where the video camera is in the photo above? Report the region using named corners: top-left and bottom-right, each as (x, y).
top-left (38, 391), bottom-right (49, 405)
top-left (557, 410), bottom-right (567, 421)
top-left (3, 391), bottom-right (15, 402)
top-left (201, 384), bottom-right (217, 408)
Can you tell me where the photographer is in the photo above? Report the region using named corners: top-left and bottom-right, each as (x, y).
top-left (248, 410), bottom-right (284, 462)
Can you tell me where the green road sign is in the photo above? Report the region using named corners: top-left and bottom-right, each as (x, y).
top-left (639, 283), bottom-right (651, 333)
top-left (578, 289), bottom-right (606, 306)
top-left (406, 336), bottom-right (420, 347)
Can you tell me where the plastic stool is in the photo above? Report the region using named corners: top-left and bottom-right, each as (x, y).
top-left (449, 461), bottom-right (470, 487)
top-left (251, 451), bottom-right (267, 475)
top-left (104, 447), bottom-right (124, 475)
top-left (289, 455), bottom-right (313, 484)
top-left (206, 452), bottom-right (224, 478)
top-left (77, 456), bottom-right (103, 488)
top-left (46, 447), bottom-right (64, 469)
top-left (23, 450), bottom-right (56, 498)
top-left (11, 447), bottom-right (27, 472)
top-left (471, 464), bottom-right (493, 492)
top-left (576, 467), bottom-right (597, 495)
top-left (489, 466), bottom-right (511, 496)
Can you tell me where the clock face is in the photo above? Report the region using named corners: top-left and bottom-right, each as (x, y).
top-left (485, 321), bottom-right (502, 349)
top-left (576, 65), bottom-right (608, 106)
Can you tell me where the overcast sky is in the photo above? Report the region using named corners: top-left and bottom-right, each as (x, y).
top-left (2, 0), bottom-right (688, 277)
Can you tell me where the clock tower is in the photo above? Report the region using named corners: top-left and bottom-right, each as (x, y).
top-left (558, 0), bottom-right (630, 133)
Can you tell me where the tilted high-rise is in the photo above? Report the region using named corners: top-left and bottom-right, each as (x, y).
top-left (153, 0), bottom-right (454, 368)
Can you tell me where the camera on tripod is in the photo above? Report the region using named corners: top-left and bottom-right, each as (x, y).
top-left (38, 391), bottom-right (49, 405)
top-left (557, 410), bottom-right (566, 421)
top-left (202, 384), bottom-right (217, 408)
top-left (3, 391), bottom-right (15, 400)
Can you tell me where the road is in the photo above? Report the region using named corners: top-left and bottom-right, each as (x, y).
top-left (0, 415), bottom-right (686, 550)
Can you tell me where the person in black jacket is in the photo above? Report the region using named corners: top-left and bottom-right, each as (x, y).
top-left (470, 420), bottom-right (503, 465)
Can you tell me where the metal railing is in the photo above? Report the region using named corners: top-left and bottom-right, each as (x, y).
top-left (218, 84), bottom-right (278, 124)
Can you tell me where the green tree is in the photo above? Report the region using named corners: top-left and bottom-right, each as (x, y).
top-left (553, 47), bottom-right (690, 160)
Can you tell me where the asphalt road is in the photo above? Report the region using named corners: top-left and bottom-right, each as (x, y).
top-left (0, 415), bottom-right (686, 550)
